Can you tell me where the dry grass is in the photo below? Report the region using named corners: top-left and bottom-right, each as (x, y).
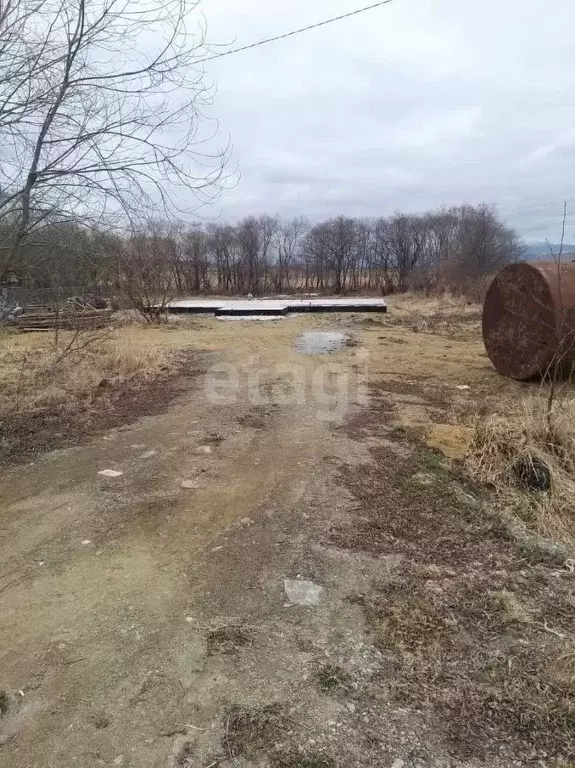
top-left (353, 293), bottom-right (575, 545)
top-left (382, 294), bottom-right (575, 546)
top-left (222, 704), bottom-right (336, 768)
top-left (389, 291), bottom-right (481, 317)
top-left (384, 293), bottom-right (482, 343)
top-left (0, 325), bottom-right (179, 418)
top-left (354, 554), bottom-right (575, 759)
top-left (0, 322), bottom-right (199, 465)
top-left (223, 703), bottom-right (293, 761)
top-left (468, 392), bottom-right (575, 545)
top-left (490, 588), bottom-right (532, 624)
top-left (272, 754), bottom-right (336, 768)
top-left (206, 624), bottom-right (254, 656)
top-left (384, 294), bottom-right (575, 547)
top-left (316, 664), bottom-right (353, 695)
top-left (340, 391), bottom-right (575, 760)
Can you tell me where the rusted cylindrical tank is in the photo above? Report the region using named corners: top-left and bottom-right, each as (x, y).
top-left (482, 261), bottom-right (575, 380)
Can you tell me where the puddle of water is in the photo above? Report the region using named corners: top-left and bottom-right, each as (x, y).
top-left (295, 331), bottom-right (347, 354)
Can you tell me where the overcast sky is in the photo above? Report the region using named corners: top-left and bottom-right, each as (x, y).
top-left (201, 0), bottom-right (575, 242)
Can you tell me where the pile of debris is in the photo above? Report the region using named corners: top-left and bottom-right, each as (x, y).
top-left (15, 307), bottom-right (113, 332)
top-left (0, 304), bottom-right (23, 323)
top-left (65, 295), bottom-right (108, 310)
top-left (0, 293), bottom-right (112, 332)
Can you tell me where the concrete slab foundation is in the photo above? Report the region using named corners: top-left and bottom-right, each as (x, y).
top-left (164, 297), bottom-right (387, 317)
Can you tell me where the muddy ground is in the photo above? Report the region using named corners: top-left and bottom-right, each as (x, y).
top-left (0, 301), bottom-right (573, 768)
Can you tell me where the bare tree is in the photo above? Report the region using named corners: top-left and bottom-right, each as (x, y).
top-left (233, 215), bottom-right (278, 294)
top-left (369, 217), bottom-right (393, 293)
top-left (456, 204), bottom-right (523, 279)
top-left (352, 219), bottom-right (372, 290)
top-left (115, 221), bottom-right (180, 321)
top-left (2, 204), bottom-right (523, 304)
top-left (206, 223), bottom-right (236, 293)
top-left (236, 217), bottom-right (262, 295)
top-left (179, 225), bottom-right (210, 293)
top-left (273, 216), bottom-right (308, 292)
top-left (316, 216), bottom-right (359, 294)
top-left (386, 213), bottom-right (428, 292)
top-left (0, 0), bottom-right (226, 282)
top-left (423, 207), bottom-right (459, 291)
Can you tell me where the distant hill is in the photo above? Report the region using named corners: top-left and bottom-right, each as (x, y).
top-left (523, 243), bottom-right (575, 260)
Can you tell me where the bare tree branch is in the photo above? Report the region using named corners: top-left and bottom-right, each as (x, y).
top-left (0, 0), bottom-right (229, 280)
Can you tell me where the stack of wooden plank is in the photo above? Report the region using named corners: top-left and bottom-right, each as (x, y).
top-left (17, 309), bottom-right (113, 332)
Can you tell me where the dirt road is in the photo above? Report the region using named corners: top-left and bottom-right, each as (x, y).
top-left (0, 307), bottom-right (573, 767)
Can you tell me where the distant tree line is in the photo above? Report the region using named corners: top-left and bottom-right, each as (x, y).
top-left (0, 0), bottom-right (522, 316)
top-left (3, 204), bottom-right (524, 312)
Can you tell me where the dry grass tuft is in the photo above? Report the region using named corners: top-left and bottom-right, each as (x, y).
top-left (206, 625), bottom-right (254, 656)
top-left (316, 664), bottom-right (353, 694)
top-left (223, 704), bottom-right (336, 768)
top-left (271, 753), bottom-right (336, 768)
top-left (468, 393), bottom-right (575, 544)
top-left (490, 589), bottom-right (532, 624)
top-left (223, 703), bottom-right (293, 761)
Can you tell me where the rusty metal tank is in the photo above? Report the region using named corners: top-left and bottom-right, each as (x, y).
top-left (482, 261), bottom-right (575, 380)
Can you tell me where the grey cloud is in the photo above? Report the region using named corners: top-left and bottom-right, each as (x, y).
top-left (198, 0), bottom-right (575, 241)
